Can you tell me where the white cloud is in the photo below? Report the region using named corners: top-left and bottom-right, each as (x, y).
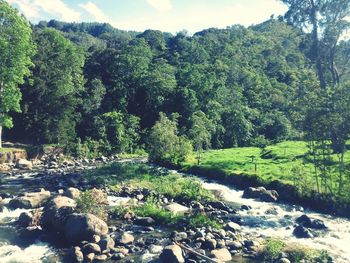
top-left (146, 0), bottom-right (172, 12)
top-left (79, 2), bottom-right (114, 24)
top-left (7, 0), bottom-right (81, 22)
top-left (113, 0), bottom-right (287, 33)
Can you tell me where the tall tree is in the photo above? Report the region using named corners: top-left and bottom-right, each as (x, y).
top-left (20, 28), bottom-right (84, 144)
top-left (282, 0), bottom-right (350, 88)
top-left (0, 0), bottom-right (35, 147)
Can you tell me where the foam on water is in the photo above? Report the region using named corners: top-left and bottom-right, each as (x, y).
top-left (0, 207), bottom-right (31, 223)
top-left (201, 181), bottom-right (350, 263)
top-left (0, 242), bottom-right (54, 263)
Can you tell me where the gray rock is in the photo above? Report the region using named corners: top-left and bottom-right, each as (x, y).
top-left (119, 232), bottom-right (134, 245)
top-left (243, 187), bottom-right (279, 202)
top-left (203, 238), bottom-right (217, 250)
top-left (226, 240), bottom-right (242, 250)
top-left (82, 243), bottom-right (101, 254)
top-left (293, 225), bottom-right (314, 238)
top-left (160, 244), bottom-right (185, 263)
top-left (72, 246), bottom-right (83, 262)
top-left (99, 236), bottom-right (115, 251)
top-left (9, 189), bottom-right (50, 209)
top-left (276, 258), bottom-right (291, 263)
top-left (41, 195), bottom-right (76, 231)
top-left (63, 187), bottom-right (81, 199)
top-left (165, 203), bottom-right (189, 214)
top-left (225, 222), bottom-right (241, 232)
top-left (16, 159), bottom-right (33, 170)
top-left (134, 217), bottom-right (155, 226)
top-left (94, 254), bottom-right (108, 261)
top-left (209, 248), bottom-right (232, 262)
top-left (64, 213), bottom-right (108, 244)
top-left (17, 211), bottom-right (33, 227)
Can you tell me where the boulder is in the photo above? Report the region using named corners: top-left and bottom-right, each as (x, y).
top-left (226, 240), bottom-right (242, 250)
top-left (81, 243), bottom-right (101, 254)
top-left (210, 248), bottom-right (232, 262)
top-left (225, 222), bottom-right (241, 232)
top-left (293, 225), bottom-right (314, 238)
top-left (16, 158), bottom-right (33, 170)
top-left (64, 213), bottom-right (108, 244)
top-left (134, 216), bottom-right (155, 226)
top-left (63, 187), bottom-right (81, 199)
top-left (99, 236), bottom-right (115, 251)
top-left (118, 232), bottom-right (134, 245)
top-left (296, 215), bottom-right (327, 230)
top-left (165, 203), bottom-right (189, 214)
top-left (17, 211), bottom-right (33, 227)
top-left (160, 244), bottom-right (185, 263)
top-left (72, 247), bottom-right (83, 262)
top-left (276, 258), bottom-right (291, 263)
top-left (9, 189), bottom-right (50, 209)
top-left (41, 195), bottom-right (76, 231)
top-left (243, 187), bottom-right (279, 202)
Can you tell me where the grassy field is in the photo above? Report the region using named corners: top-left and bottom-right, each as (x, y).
top-left (181, 141), bottom-right (350, 201)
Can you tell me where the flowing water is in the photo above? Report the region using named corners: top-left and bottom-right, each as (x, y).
top-left (0, 164), bottom-right (350, 262)
top-left (201, 180), bottom-right (350, 263)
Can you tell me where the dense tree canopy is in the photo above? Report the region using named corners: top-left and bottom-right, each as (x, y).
top-left (0, 0), bottom-right (35, 147)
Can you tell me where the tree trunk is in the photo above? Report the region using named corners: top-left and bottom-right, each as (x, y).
top-left (310, 0), bottom-right (326, 88)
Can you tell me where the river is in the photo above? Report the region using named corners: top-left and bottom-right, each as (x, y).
top-left (0, 163), bottom-right (349, 262)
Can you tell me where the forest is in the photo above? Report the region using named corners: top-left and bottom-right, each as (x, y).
top-left (1, 0), bottom-right (350, 203)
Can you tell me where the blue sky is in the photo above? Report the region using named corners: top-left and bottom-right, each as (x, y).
top-left (7, 0), bottom-right (288, 33)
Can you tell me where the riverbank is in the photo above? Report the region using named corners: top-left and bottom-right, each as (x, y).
top-left (0, 158), bottom-right (335, 262)
top-left (161, 141), bottom-right (350, 218)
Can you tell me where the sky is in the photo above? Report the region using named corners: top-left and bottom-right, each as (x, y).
top-left (7, 0), bottom-right (288, 34)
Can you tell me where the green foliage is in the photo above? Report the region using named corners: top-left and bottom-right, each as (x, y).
top-left (147, 113), bottom-right (193, 165)
top-left (133, 199), bottom-right (182, 226)
top-left (0, 0), bottom-right (35, 146)
top-left (75, 189), bottom-right (107, 220)
top-left (262, 238), bottom-right (286, 261)
top-left (188, 213), bottom-right (222, 229)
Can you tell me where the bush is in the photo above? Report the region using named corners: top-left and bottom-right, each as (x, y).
top-left (188, 213), bottom-right (222, 229)
top-left (75, 189), bottom-right (108, 220)
top-left (262, 238), bottom-right (286, 261)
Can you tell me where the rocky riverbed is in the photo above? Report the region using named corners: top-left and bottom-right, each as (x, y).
top-left (0, 155), bottom-right (347, 262)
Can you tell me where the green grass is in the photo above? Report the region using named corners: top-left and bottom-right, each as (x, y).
top-left (0, 147), bottom-right (24, 153)
top-left (182, 141), bottom-right (350, 196)
top-left (188, 213), bottom-right (222, 229)
top-left (84, 162), bottom-right (215, 202)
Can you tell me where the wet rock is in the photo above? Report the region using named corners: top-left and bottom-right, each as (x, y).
top-left (165, 203), bottom-right (189, 214)
top-left (208, 201), bottom-right (230, 212)
top-left (293, 225), bottom-right (314, 238)
top-left (225, 222), bottom-right (241, 232)
top-left (82, 243), bottom-right (101, 254)
top-left (160, 244), bottom-right (185, 263)
top-left (111, 253), bottom-right (125, 260)
top-left (203, 238), bottom-right (217, 250)
top-left (209, 248), bottom-right (232, 262)
top-left (42, 195), bottom-right (76, 231)
top-left (172, 231), bottom-right (188, 241)
top-left (241, 205), bottom-right (251, 211)
top-left (18, 211), bottom-right (33, 227)
top-left (149, 244), bottom-right (163, 254)
top-left (85, 253), bottom-right (95, 262)
top-left (134, 216), bottom-right (155, 226)
top-left (243, 187), bottom-right (279, 202)
top-left (16, 159), bottom-right (33, 170)
top-left (226, 240), bottom-right (242, 250)
top-left (265, 207), bottom-right (280, 215)
top-left (99, 236), bottom-right (115, 251)
top-left (72, 246), bottom-right (84, 262)
top-left (9, 189), bottom-right (51, 209)
top-left (63, 187), bottom-right (81, 199)
top-left (118, 232), bottom-right (134, 245)
top-left (94, 254), bottom-right (108, 261)
top-left (64, 213), bottom-right (108, 244)
top-left (296, 215), bottom-right (327, 230)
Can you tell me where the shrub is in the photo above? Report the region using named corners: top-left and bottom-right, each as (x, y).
top-left (188, 213), bottom-right (222, 229)
top-left (75, 189), bottom-right (107, 220)
top-left (262, 238), bottom-right (286, 261)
